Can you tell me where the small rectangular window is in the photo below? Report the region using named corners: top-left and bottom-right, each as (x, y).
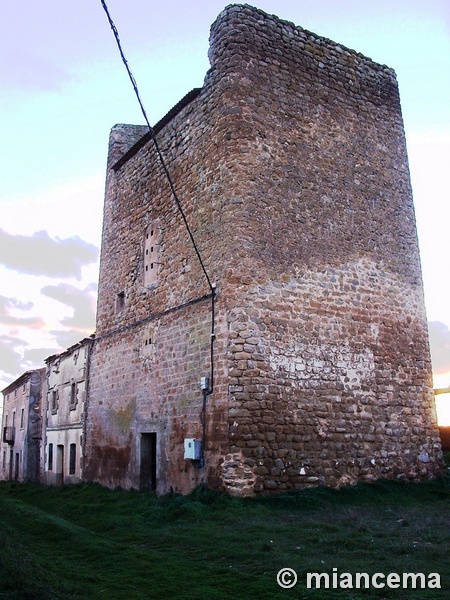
top-left (51, 389), bottom-right (58, 413)
top-left (116, 291), bottom-right (125, 313)
top-left (48, 444), bottom-right (53, 471)
top-left (70, 383), bottom-right (77, 410)
top-left (20, 408), bottom-right (24, 429)
top-left (144, 221), bottom-right (160, 287)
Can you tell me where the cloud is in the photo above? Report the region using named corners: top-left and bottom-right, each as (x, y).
top-left (428, 321), bottom-right (450, 375)
top-left (0, 342), bottom-right (61, 391)
top-left (0, 283), bottom-right (96, 390)
top-left (0, 229), bottom-right (99, 279)
top-left (48, 330), bottom-right (91, 352)
top-left (0, 296), bottom-right (33, 312)
top-left (0, 335), bottom-right (28, 380)
top-left (0, 294), bottom-right (44, 328)
top-left (23, 347), bottom-right (61, 366)
top-left (41, 283), bottom-right (96, 330)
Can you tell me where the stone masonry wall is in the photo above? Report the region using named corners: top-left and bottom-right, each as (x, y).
top-left (86, 301), bottom-right (229, 492)
top-left (206, 5), bottom-right (443, 494)
top-left (85, 86), bottom-right (231, 492)
top-left (85, 4), bottom-right (444, 495)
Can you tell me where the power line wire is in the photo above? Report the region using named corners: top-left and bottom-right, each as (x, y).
top-left (100, 0), bottom-right (216, 407)
top-left (100, 0), bottom-right (215, 296)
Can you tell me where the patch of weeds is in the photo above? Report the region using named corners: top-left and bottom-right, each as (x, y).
top-left (0, 527), bottom-right (69, 599)
top-left (0, 478), bottom-right (449, 600)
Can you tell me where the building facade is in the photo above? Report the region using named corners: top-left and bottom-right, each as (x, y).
top-left (1, 369), bottom-right (46, 482)
top-left (0, 5), bottom-right (445, 494)
top-left (82, 5), bottom-right (444, 495)
top-left (43, 338), bottom-right (93, 485)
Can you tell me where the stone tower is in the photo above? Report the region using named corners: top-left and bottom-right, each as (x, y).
top-left (84, 4), bottom-right (444, 495)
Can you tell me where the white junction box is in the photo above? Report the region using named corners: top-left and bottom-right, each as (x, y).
top-left (184, 438), bottom-right (202, 460)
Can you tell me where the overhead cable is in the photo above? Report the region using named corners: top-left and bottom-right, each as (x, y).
top-left (100, 0), bottom-right (215, 296)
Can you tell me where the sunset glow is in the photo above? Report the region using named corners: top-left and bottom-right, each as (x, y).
top-left (435, 395), bottom-right (450, 427)
top-left (432, 372), bottom-right (450, 426)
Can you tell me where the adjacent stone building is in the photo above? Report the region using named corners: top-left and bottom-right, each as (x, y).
top-left (83, 4), bottom-right (444, 495)
top-left (1, 368), bottom-right (46, 482)
top-left (43, 338), bottom-right (93, 485)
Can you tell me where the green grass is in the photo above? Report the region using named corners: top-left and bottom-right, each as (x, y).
top-left (0, 477), bottom-right (449, 600)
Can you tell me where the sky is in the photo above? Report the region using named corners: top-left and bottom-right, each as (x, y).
top-left (1, 1), bottom-right (449, 421)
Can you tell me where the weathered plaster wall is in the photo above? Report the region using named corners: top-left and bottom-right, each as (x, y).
top-left (0, 369), bottom-right (45, 483)
top-left (44, 341), bottom-right (91, 484)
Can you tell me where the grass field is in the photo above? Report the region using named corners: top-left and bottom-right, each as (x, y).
top-left (1, 472), bottom-right (449, 600)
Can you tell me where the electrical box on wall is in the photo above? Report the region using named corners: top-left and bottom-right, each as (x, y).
top-left (184, 438), bottom-right (202, 460)
top-left (200, 377), bottom-right (210, 391)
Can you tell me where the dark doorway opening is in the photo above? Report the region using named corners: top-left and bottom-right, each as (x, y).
top-left (140, 433), bottom-right (157, 491)
top-left (14, 452), bottom-right (19, 480)
top-left (9, 449), bottom-right (13, 480)
top-left (69, 443), bottom-right (76, 475)
top-left (56, 444), bottom-right (64, 486)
